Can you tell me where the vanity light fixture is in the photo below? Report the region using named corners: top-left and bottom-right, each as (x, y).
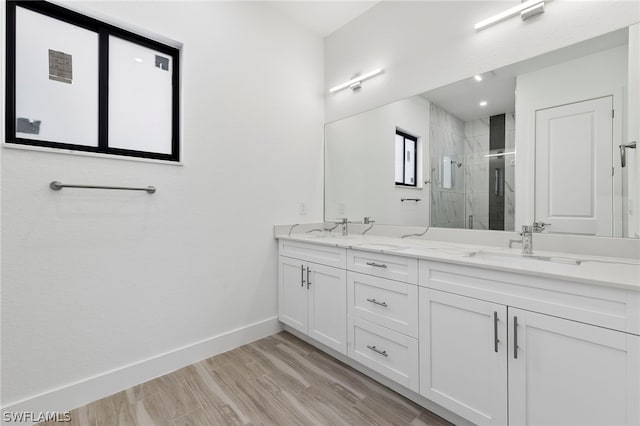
top-left (521, 1), bottom-right (545, 20)
top-left (329, 68), bottom-right (383, 93)
top-left (484, 151), bottom-right (516, 158)
top-left (474, 0), bottom-right (547, 31)
top-left (479, 101), bottom-right (488, 107)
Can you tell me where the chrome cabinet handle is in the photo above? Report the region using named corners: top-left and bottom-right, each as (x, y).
top-left (494, 311), bottom-right (499, 353)
top-left (366, 345), bottom-right (388, 357)
top-left (366, 262), bottom-right (388, 268)
top-left (513, 316), bottom-right (519, 359)
top-left (307, 266), bottom-right (311, 289)
top-left (301, 265), bottom-right (305, 287)
top-left (366, 298), bottom-right (388, 307)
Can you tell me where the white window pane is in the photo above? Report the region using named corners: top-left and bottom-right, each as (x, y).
top-left (395, 134), bottom-right (404, 183)
top-left (108, 36), bottom-right (173, 154)
top-left (15, 7), bottom-right (99, 146)
top-left (404, 139), bottom-right (416, 185)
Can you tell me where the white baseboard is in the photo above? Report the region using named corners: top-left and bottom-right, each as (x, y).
top-left (2, 317), bottom-right (283, 424)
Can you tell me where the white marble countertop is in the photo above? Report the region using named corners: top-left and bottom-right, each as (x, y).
top-left (276, 232), bottom-right (640, 291)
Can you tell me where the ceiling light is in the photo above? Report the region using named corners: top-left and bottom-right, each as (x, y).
top-left (329, 68), bottom-right (383, 93)
top-left (474, 75), bottom-right (483, 82)
top-left (474, 0), bottom-right (546, 31)
top-left (135, 58), bottom-right (143, 62)
top-left (479, 101), bottom-right (488, 107)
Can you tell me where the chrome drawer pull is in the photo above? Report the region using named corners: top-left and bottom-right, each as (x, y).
top-left (513, 316), bottom-right (519, 359)
top-left (493, 311), bottom-right (499, 353)
top-left (366, 298), bottom-right (388, 307)
top-left (366, 262), bottom-right (388, 268)
top-left (366, 345), bottom-right (388, 357)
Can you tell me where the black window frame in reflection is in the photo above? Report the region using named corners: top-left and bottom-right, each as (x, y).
top-left (395, 129), bottom-right (418, 187)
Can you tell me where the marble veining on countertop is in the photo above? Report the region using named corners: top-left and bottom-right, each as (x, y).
top-left (276, 232), bottom-right (640, 291)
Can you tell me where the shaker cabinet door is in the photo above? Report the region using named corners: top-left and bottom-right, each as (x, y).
top-left (419, 288), bottom-right (508, 426)
top-left (508, 308), bottom-right (640, 426)
top-left (279, 256), bottom-right (308, 334)
top-left (308, 262), bottom-right (347, 354)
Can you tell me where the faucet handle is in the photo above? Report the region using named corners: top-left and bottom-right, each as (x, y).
top-left (520, 225), bottom-right (533, 236)
top-left (364, 217), bottom-right (375, 224)
top-left (532, 221), bottom-right (551, 232)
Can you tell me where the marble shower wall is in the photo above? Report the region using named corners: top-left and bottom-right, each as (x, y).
top-left (464, 118), bottom-right (490, 230)
top-left (430, 104), bottom-right (466, 228)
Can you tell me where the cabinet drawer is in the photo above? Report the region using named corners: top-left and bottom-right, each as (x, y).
top-left (419, 259), bottom-right (637, 334)
top-left (279, 239), bottom-right (346, 269)
top-left (348, 271), bottom-right (418, 337)
top-left (347, 249), bottom-right (418, 284)
top-left (348, 316), bottom-right (419, 392)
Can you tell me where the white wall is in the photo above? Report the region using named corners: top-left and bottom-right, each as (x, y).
top-left (325, 1), bottom-right (640, 123)
top-left (514, 45), bottom-right (628, 232)
top-left (1, 0), bottom-right (324, 412)
top-left (325, 96), bottom-right (430, 225)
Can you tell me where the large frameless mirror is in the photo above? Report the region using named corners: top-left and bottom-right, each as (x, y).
top-left (325, 27), bottom-right (638, 238)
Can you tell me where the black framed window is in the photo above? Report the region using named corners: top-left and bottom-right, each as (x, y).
top-left (394, 129), bottom-right (418, 187)
top-left (5, 0), bottom-right (180, 161)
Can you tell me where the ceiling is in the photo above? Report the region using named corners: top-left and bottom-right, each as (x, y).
top-left (423, 27), bottom-right (629, 122)
top-left (267, 1), bottom-right (379, 37)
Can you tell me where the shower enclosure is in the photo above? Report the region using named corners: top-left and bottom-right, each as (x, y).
top-left (429, 103), bottom-right (515, 231)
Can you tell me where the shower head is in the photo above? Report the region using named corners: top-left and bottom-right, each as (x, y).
top-left (451, 160), bottom-right (463, 168)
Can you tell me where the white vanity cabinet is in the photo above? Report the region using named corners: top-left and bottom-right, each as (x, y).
top-left (346, 249), bottom-right (420, 392)
top-left (278, 240), bottom-right (348, 354)
top-left (419, 260), bottom-right (640, 426)
top-left (277, 236), bottom-right (640, 426)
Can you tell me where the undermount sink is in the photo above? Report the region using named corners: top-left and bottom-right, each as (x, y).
top-left (465, 250), bottom-right (583, 272)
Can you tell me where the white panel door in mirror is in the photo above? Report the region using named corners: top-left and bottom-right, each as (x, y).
top-left (15, 7), bottom-right (99, 146)
top-left (108, 36), bottom-right (173, 154)
top-left (535, 96), bottom-right (614, 237)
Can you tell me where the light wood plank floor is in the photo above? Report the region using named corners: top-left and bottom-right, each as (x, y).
top-left (41, 332), bottom-right (452, 426)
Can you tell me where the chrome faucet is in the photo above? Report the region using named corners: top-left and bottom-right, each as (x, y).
top-left (509, 222), bottom-right (550, 255)
top-left (362, 217), bottom-right (375, 235)
top-left (337, 217), bottom-right (349, 236)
